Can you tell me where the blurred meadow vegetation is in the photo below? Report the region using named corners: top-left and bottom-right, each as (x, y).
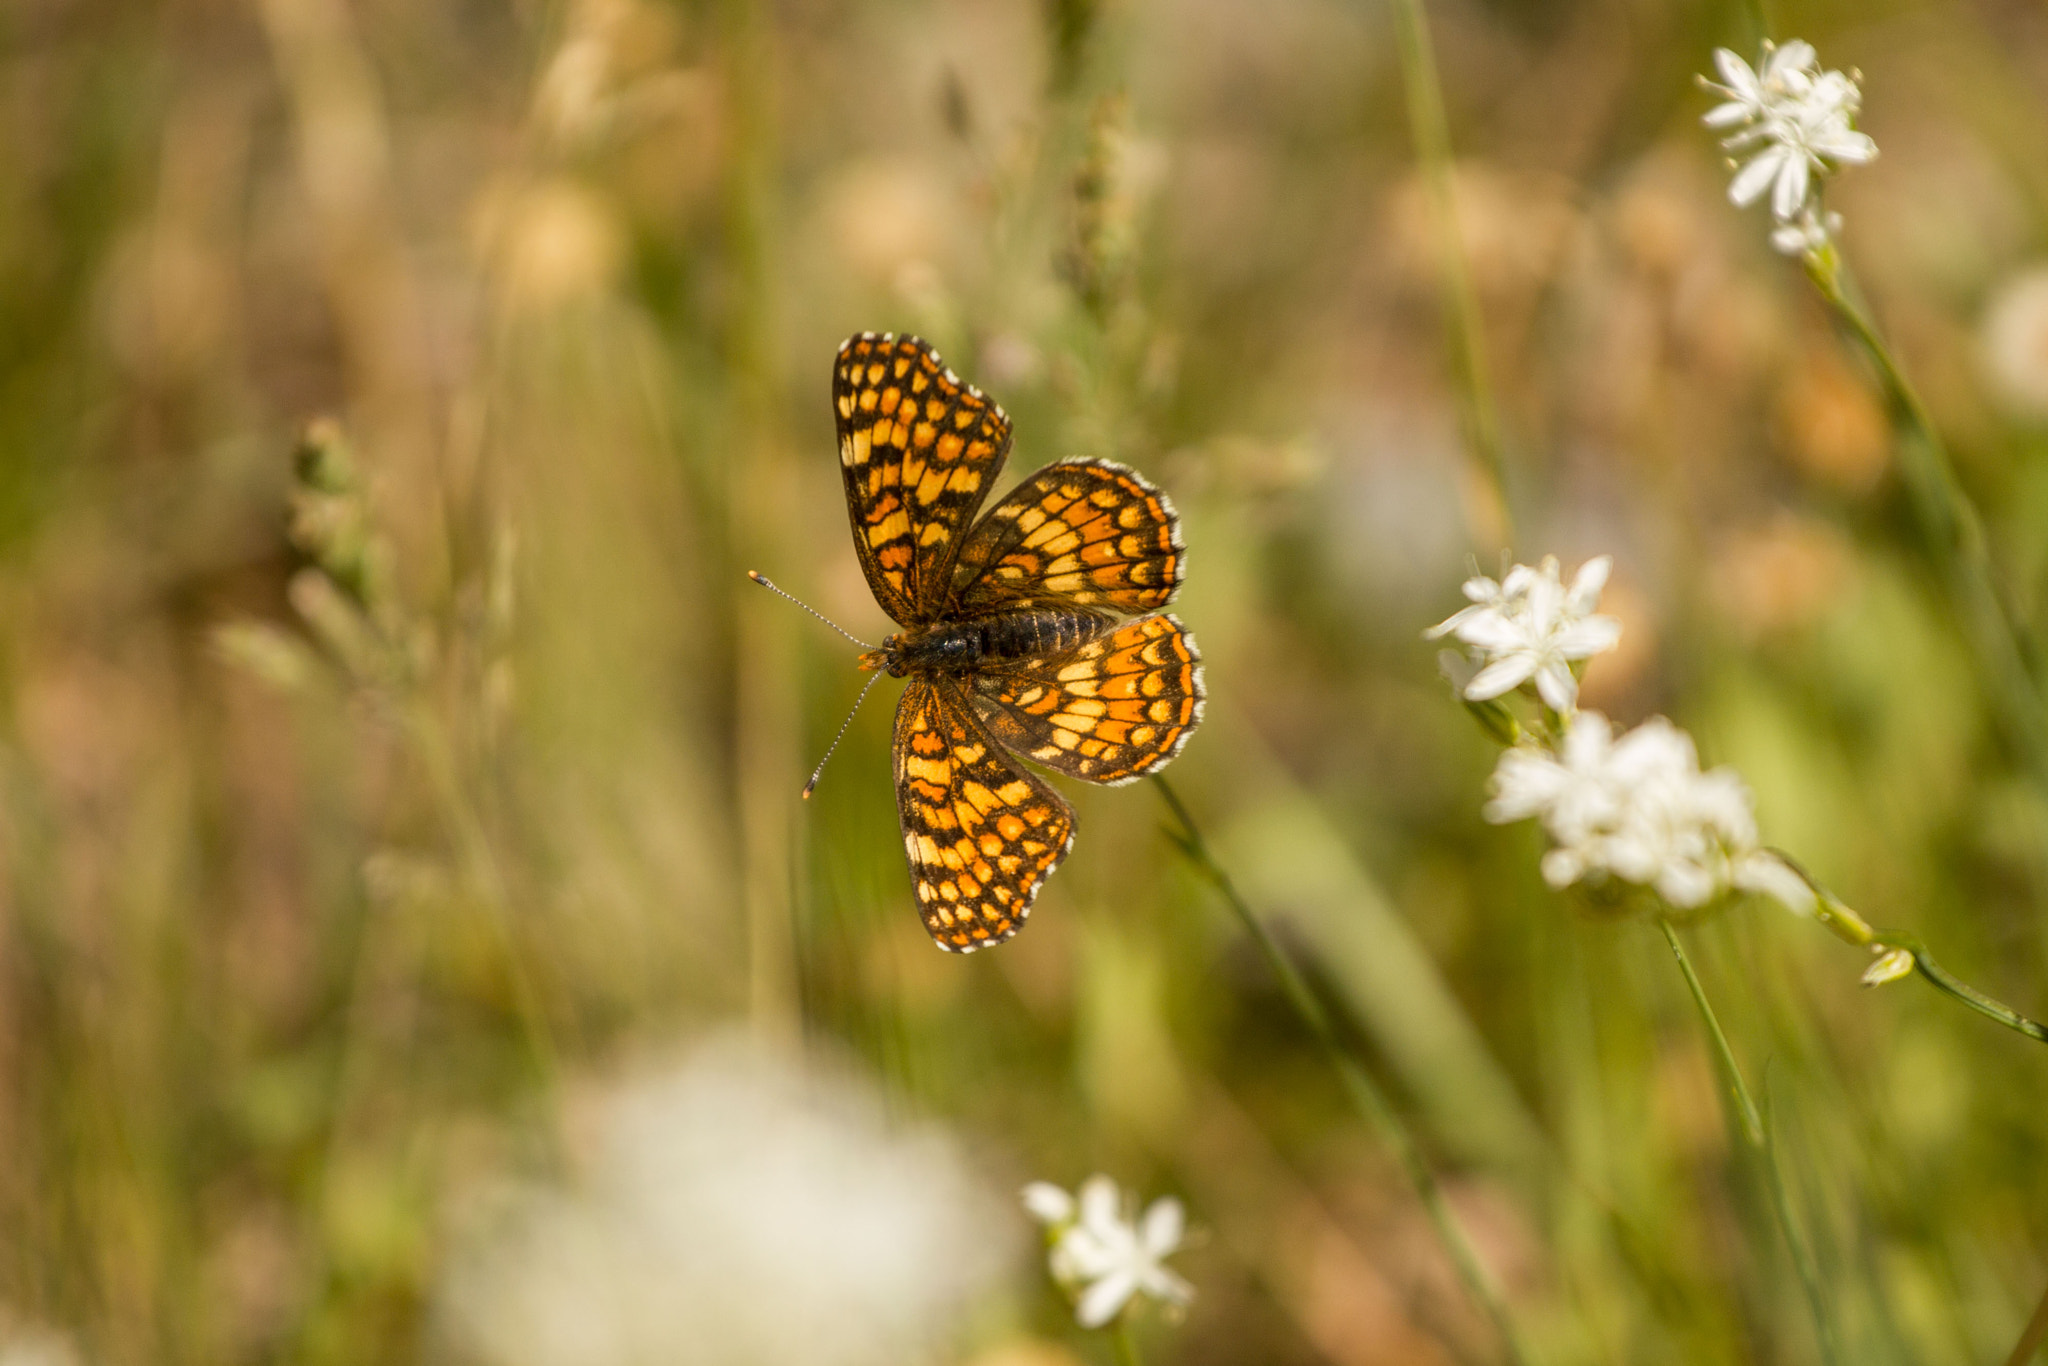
top-left (2, 0), bottom-right (2047, 1361)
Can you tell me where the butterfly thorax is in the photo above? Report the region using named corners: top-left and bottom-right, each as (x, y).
top-left (858, 609), bottom-right (1110, 678)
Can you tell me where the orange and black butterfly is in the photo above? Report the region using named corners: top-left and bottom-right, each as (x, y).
top-left (831, 332), bottom-right (1204, 952)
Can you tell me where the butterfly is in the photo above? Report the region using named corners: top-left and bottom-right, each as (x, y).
top-left (833, 332), bottom-right (1204, 952)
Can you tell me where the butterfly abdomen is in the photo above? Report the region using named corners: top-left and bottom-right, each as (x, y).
top-left (975, 609), bottom-right (1109, 661)
top-left (887, 610), bottom-right (1109, 676)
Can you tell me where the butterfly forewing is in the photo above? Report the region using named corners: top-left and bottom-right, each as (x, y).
top-left (949, 458), bottom-right (1184, 616)
top-left (968, 614), bottom-right (1204, 785)
top-left (893, 676), bottom-right (1075, 951)
top-left (835, 333), bottom-right (1014, 624)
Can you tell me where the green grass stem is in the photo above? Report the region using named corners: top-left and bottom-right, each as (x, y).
top-left (1772, 852), bottom-right (2048, 1047)
top-left (1806, 255), bottom-right (2048, 800)
top-left (1659, 920), bottom-right (1839, 1366)
top-left (1388, 0), bottom-right (1513, 544)
top-left (1158, 776), bottom-right (1535, 1366)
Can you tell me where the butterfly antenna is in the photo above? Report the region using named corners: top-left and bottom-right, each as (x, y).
top-left (746, 571), bottom-right (875, 650)
top-left (802, 669), bottom-right (884, 799)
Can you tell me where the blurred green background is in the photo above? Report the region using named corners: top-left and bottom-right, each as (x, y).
top-left (1, 0), bottom-right (2045, 1361)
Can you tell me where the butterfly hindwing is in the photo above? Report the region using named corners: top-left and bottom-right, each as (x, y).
top-left (949, 458), bottom-right (1185, 616)
top-left (969, 614), bottom-right (1205, 786)
top-left (893, 674), bottom-right (1075, 952)
top-left (836, 333), bottom-right (1014, 624)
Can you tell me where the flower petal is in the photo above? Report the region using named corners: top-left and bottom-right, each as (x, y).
top-left (1465, 653), bottom-right (1538, 702)
top-left (1728, 146), bottom-right (1788, 207)
top-left (1540, 845), bottom-right (1589, 889)
top-left (1532, 660), bottom-right (1580, 713)
top-left (1713, 48), bottom-right (1760, 96)
top-left (1140, 1198), bottom-right (1185, 1257)
top-left (1139, 1264), bottom-right (1197, 1307)
top-left (1771, 151), bottom-right (1812, 219)
top-left (1811, 127), bottom-right (1878, 164)
top-left (1022, 1182), bottom-right (1075, 1225)
top-left (1566, 555), bottom-right (1612, 611)
top-left (1552, 615), bottom-right (1623, 660)
top-left (1764, 40), bottom-right (1816, 82)
top-left (1733, 851), bottom-right (1817, 917)
top-left (1076, 1270), bottom-right (1140, 1329)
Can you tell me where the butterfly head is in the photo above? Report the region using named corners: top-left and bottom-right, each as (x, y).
top-left (857, 636), bottom-right (904, 677)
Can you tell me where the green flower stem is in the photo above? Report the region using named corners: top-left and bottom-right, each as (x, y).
top-left (2007, 1278), bottom-right (2048, 1366)
top-left (1771, 852), bottom-right (2048, 1047)
top-left (1658, 921), bottom-right (1839, 1366)
top-left (1659, 921), bottom-right (1762, 1145)
top-left (1804, 252), bottom-right (2048, 795)
top-left (1109, 1321), bottom-right (1144, 1366)
top-left (1388, 0), bottom-right (1513, 543)
top-left (1892, 939), bottom-right (2047, 1045)
top-left (1156, 776), bottom-right (1535, 1366)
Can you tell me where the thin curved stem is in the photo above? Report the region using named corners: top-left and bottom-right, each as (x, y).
top-left (1388, 0), bottom-right (1513, 546)
top-left (1805, 258), bottom-right (2048, 801)
top-left (1659, 921), bottom-right (1839, 1366)
top-left (1109, 1321), bottom-right (1144, 1366)
top-left (1156, 776), bottom-right (1534, 1366)
top-left (1660, 921), bottom-right (1762, 1145)
top-left (1769, 852), bottom-right (2048, 1047)
top-left (1900, 941), bottom-right (2048, 1045)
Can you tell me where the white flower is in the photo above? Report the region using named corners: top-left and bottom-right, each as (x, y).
top-left (1701, 40), bottom-right (1817, 128)
top-left (1427, 555), bottom-right (1621, 713)
top-left (1023, 1175), bottom-right (1193, 1329)
top-left (1702, 41), bottom-right (1876, 225)
top-left (436, 1034), bottom-right (1011, 1366)
top-left (1770, 204), bottom-right (1842, 259)
top-left (1487, 710), bottom-right (1813, 915)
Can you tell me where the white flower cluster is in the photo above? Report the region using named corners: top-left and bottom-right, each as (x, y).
top-left (1487, 711), bottom-right (1813, 913)
top-left (1427, 555), bottom-right (1622, 714)
top-left (1431, 555), bottom-right (1813, 918)
top-left (1701, 40), bottom-right (1877, 258)
top-left (436, 1035), bottom-right (1008, 1366)
top-left (1022, 1176), bottom-right (1193, 1329)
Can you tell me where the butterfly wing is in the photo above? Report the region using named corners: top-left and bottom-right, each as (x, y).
top-left (948, 458), bottom-right (1185, 616)
top-left (893, 674), bottom-right (1076, 952)
top-left (968, 613), bottom-right (1204, 785)
top-left (835, 333), bottom-right (1014, 624)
